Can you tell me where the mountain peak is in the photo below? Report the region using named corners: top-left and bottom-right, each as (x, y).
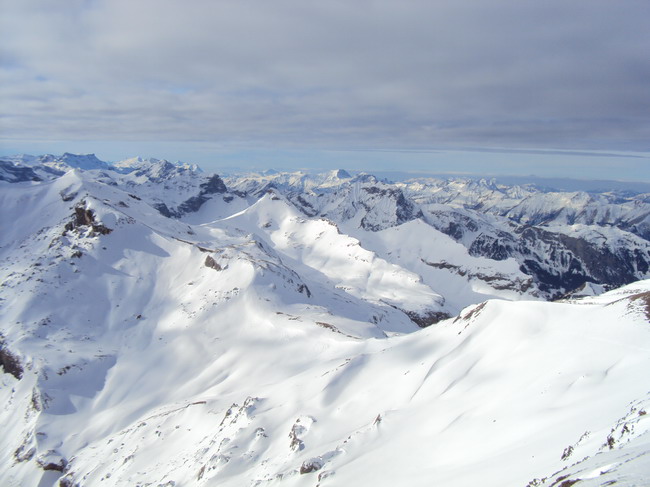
top-left (332, 169), bottom-right (352, 179)
top-left (57, 152), bottom-right (110, 170)
top-left (111, 156), bottom-right (202, 177)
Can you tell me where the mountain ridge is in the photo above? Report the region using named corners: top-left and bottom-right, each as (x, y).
top-left (1, 153), bottom-right (649, 486)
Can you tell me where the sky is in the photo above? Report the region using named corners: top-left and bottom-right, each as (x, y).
top-left (1, 0), bottom-right (649, 180)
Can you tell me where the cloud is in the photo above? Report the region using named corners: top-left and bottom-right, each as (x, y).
top-left (1, 0), bottom-right (649, 152)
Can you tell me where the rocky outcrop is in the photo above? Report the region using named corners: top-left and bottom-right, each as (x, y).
top-left (36, 450), bottom-right (68, 472)
top-left (403, 309), bottom-right (451, 328)
top-left (514, 227), bottom-right (648, 296)
top-left (0, 338), bottom-right (23, 379)
top-left (300, 458), bottom-right (323, 474)
top-left (205, 255), bottom-right (223, 271)
top-left (176, 174), bottom-right (228, 215)
top-left (468, 233), bottom-right (514, 261)
top-left (64, 204), bottom-right (112, 236)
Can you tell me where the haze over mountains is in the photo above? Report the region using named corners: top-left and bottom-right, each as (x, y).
top-left (1, 153), bottom-right (649, 487)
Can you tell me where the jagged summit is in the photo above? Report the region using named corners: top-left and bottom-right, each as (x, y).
top-left (112, 156), bottom-right (201, 174)
top-left (3, 152), bottom-right (110, 173)
top-left (332, 168), bottom-right (352, 179)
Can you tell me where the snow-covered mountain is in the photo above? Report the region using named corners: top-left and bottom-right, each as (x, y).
top-left (1, 154), bottom-right (649, 487)
top-left (228, 171), bottom-right (650, 299)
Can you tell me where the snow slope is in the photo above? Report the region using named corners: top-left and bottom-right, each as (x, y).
top-left (231, 170), bottom-right (650, 298)
top-left (1, 156), bottom-right (650, 487)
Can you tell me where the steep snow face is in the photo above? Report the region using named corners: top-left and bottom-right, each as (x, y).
top-left (344, 218), bottom-right (536, 314)
top-left (216, 191), bottom-right (447, 326)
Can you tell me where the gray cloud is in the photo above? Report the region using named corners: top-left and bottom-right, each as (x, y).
top-left (1, 0), bottom-right (649, 152)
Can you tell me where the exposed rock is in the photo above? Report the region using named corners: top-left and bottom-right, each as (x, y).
top-left (59, 190), bottom-right (77, 202)
top-left (65, 204), bottom-right (113, 236)
top-left (297, 284), bottom-right (311, 297)
top-left (300, 458), bottom-right (323, 474)
top-left (205, 255), bottom-right (223, 271)
top-left (289, 417), bottom-right (316, 452)
top-left (0, 339), bottom-right (23, 379)
top-left (175, 174), bottom-right (228, 215)
top-left (629, 291), bottom-right (650, 319)
top-left (36, 450), bottom-right (67, 472)
top-left (454, 302), bottom-right (487, 324)
top-left (294, 195), bottom-right (318, 217)
top-left (200, 174), bottom-right (227, 195)
top-left (560, 445), bottom-right (574, 460)
top-left (14, 440), bottom-right (36, 462)
top-left (154, 202), bottom-right (175, 218)
top-left (552, 476), bottom-right (581, 487)
top-left (359, 187), bottom-right (420, 231)
top-left (176, 195), bottom-right (210, 215)
top-left (469, 233), bottom-right (513, 261)
top-left (404, 309), bottom-right (451, 328)
top-left (58, 476), bottom-right (80, 487)
top-left (289, 425), bottom-right (304, 451)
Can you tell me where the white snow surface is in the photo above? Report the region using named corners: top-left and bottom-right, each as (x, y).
top-left (1, 159), bottom-right (649, 487)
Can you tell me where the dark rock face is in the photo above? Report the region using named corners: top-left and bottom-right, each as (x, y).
top-left (516, 227), bottom-right (645, 295)
top-left (293, 196), bottom-right (318, 217)
top-left (426, 206), bottom-right (650, 298)
top-left (65, 205), bottom-right (112, 236)
top-left (173, 174), bottom-right (229, 216)
top-left (154, 203), bottom-right (174, 218)
top-left (394, 190), bottom-right (420, 224)
top-left (205, 255), bottom-right (223, 271)
top-left (200, 174), bottom-right (227, 195)
top-left (297, 284), bottom-right (312, 298)
top-left (461, 224), bottom-right (650, 297)
top-left (404, 310), bottom-right (452, 328)
top-left (424, 211), bottom-right (479, 240)
top-left (73, 207), bottom-right (96, 227)
top-left (469, 233), bottom-right (513, 261)
top-left (176, 195), bottom-right (209, 215)
top-left (0, 341), bottom-right (23, 379)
